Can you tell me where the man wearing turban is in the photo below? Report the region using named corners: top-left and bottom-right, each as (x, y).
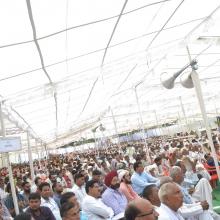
top-left (102, 171), bottom-right (127, 216)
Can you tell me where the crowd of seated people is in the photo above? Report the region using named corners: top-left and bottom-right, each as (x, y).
top-left (0, 132), bottom-right (220, 219)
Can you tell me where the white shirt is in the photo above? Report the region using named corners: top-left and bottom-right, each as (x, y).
top-left (0, 187), bottom-right (8, 200)
top-left (72, 184), bottom-right (87, 208)
top-left (158, 203), bottom-right (184, 220)
top-left (41, 197), bottom-right (62, 220)
top-left (82, 195), bottom-right (114, 220)
top-left (31, 184), bottom-right (37, 193)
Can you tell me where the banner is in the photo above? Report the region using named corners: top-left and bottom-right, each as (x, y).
top-left (0, 137), bottom-right (22, 153)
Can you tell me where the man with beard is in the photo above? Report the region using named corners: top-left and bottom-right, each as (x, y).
top-left (21, 181), bottom-right (31, 208)
top-left (118, 170), bottom-right (139, 202)
top-left (39, 182), bottom-right (62, 220)
top-left (52, 182), bottom-right (63, 208)
top-left (102, 170), bottom-right (127, 216)
top-left (82, 180), bottom-right (114, 220)
top-left (25, 192), bottom-right (56, 220)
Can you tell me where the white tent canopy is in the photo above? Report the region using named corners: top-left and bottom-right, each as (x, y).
top-left (0, 0), bottom-right (220, 149)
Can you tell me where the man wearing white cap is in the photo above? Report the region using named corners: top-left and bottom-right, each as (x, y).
top-left (118, 170), bottom-right (139, 202)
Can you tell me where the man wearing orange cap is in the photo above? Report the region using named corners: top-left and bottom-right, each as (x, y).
top-left (102, 171), bottom-right (127, 216)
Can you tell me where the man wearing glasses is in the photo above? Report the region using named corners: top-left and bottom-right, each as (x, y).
top-left (125, 197), bottom-right (159, 220)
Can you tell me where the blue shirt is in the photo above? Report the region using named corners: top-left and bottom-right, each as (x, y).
top-left (4, 193), bottom-right (25, 217)
top-left (53, 193), bottom-right (61, 208)
top-left (80, 211), bottom-right (88, 220)
top-left (179, 185), bottom-right (193, 204)
top-left (102, 188), bottom-right (127, 215)
top-left (131, 171), bottom-right (160, 195)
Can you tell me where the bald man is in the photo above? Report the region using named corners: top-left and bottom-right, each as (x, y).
top-left (125, 198), bottom-right (159, 220)
top-left (157, 182), bottom-right (184, 220)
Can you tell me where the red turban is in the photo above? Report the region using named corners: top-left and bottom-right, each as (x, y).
top-left (105, 170), bottom-right (118, 187)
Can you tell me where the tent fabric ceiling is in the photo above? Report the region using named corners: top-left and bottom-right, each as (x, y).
top-left (0, 0), bottom-right (220, 148)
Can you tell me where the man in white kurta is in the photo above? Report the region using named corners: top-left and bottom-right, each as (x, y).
top-left (170, 166), bottom-right (219, 220)
top-left (142, 183), bottom-right (213, 220)
top-left (158, 182), bottom-right (184, 220)
top-left (39, 182), bottom-right (62, 220)
top-left (71, 173), bottom-right (87, 208)
top-left (82, 180), bottom-right (114, 220)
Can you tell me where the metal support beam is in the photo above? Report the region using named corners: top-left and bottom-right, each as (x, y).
top-left (0, 102), bottom-right (19, 215)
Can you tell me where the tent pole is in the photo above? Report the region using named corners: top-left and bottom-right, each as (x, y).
top-left (154, 110), bottom-right (160, 136)
top-left (186, 46), bottom-right (220, 181)
top-left (0, 102), bottom-right (19, 215)
top-left (179, 96), bottom-right (190, 132)
top-left (27, 130), bottom-right (35, 184)
top-left (134, 87), bottom-right (150, 162)
top-left (110, 107), bottom-right (121, 147)
top-left (191, 70), bottom-right (220, 181)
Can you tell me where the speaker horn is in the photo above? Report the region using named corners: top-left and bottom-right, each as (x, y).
top-left (161, 60), bottom-right (198, 89)
top-left (180, 72), bottom-right (194, 89)
top-left (161, 70), bottom-right (182, 89)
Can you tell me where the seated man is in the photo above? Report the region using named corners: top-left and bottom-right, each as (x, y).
top-left (4, 183), bottom-right (25, 217)
top-left (170, 166), bottom-right (219, 220)
top-left (52, 182), bottom-right (63, 208)
top-left (131, 162), bottom-right (160, 196)
top-left (192, 177), bottom-right (213, 209)
top-left (157, 182), bottom-right (184, 220)
top-left (118, 170), bottom-right (139, 202)
top-left (91, 170), bottom-right (107, 193)
top-left (25, 192), bottom-right (56, 220)
top-left (60, 203), bottom-right (80, 220)
top-left (82, 180), bottom-right (114, 220)
top-left (102, 171), bottom-right (127, 216)
top-left (20, 181), bottom-right (31, 208)
top-left (71, 173), bottom-right (87, 208)
top-left (38, 182), bottom-right (62, 220)
top-left (60, 192), bottom-right (78, 207)
top-left (124, 197), bottom-right (159, 220)
top-left (0, 200), bottom-right (12, 220)
top-left (60, 192), bottom-right (88, 220)
top-left (142, 184), bottom-right (161, 208)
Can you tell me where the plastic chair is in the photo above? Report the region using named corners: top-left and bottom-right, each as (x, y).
top-left (203, 163), bottom-right (219, 188)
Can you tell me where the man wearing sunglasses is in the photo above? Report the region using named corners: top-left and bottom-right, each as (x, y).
top-left (125, 197), bottom-right (159, 220)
